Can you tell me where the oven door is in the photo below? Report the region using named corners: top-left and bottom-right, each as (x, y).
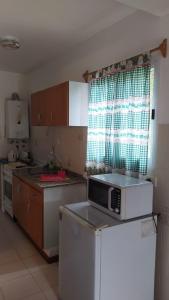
top-left (3, 175), bottom-right (13, 217)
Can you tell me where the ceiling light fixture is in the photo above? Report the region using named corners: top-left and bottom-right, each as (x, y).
top-left (0, 36), bottom-right (20, 49)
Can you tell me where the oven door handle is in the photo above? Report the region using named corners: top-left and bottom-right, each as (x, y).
top-left (108, 187), bottom-right (114, 211)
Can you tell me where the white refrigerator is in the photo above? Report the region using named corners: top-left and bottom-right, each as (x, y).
top-left (59, 202), bottom-right (157, 300)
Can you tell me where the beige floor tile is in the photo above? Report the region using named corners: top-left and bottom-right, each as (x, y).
top-left (8, 229), bottom-right (27, 243)
top-left (6, 222), bottom-right (29, 241)
top-left (0, 249), bottom-right (20, 266)
top-left (13, 240), bottom-right (39, 259)
top-left (24, 291), bottom-right (47, 300)
top-left (0, 238), bottom-right (13, 253)
top-left (0, 288), bottom-right (4, 300)
top-left (0, 274), bottom-right (41, 300)
top-left (31, 264), bottom-right (58, 292)
top-left (0, 211), bottom-right (59, 300)
top-left (0, 260), bottom-right (29, 283)
top-left (0, 230), bottom-right (11, 242)
top-left (44, 286), bottom-right (58, 300)
top-left (22, 254), bottom-right (48, 273)
top-left (0, 212), bottom-right (12, 228)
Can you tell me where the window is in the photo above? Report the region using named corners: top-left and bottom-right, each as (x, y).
top-left (86, 58), bottom-right (154, 177)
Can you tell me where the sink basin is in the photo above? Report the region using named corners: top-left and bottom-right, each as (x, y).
top-left (15, 166), bottom-right (85, 189)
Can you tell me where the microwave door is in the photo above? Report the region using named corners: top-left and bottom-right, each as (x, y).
top-left (88, 180), bottom-right (110, 209)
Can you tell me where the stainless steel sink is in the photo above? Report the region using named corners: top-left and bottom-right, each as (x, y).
top-left (14, 165), bottom-right (86, 189)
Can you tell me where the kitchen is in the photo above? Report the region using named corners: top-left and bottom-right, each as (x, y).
top-left (0, 1), bottom-right (169, 300)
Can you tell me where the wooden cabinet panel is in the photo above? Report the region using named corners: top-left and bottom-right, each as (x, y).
top-left (13, 176), bottom-right (29, 231)
top-left (27, 187), bottom-right (43, 249)
top-left (47, 83), bottom-right (68, 126)
top-left (31, 90), bottom-right (48, 125)
top-left (13, 176), bottom-right (43, 249)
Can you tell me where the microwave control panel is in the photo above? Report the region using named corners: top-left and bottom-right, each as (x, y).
top-left (111, 188), bottom-right (121, 214)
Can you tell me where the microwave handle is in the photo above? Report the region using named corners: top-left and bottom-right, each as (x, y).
top-left (108, 187), bottom-right (114, 211)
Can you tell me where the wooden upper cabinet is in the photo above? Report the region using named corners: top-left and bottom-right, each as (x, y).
top-left (31, 90), bottom-right (48, 125)
top-left (46, 82), bottom-right (68, 126)
top-left (31, 81), bottom-right (88, 126)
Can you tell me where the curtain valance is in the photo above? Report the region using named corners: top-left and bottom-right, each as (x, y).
top-left (83, 39), bottom-right (167, 83)
top-left (85, 53), bottom-right (151, 83)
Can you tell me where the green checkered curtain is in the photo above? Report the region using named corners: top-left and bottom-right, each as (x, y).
top-left (86, 64), bottom-right (152, 175)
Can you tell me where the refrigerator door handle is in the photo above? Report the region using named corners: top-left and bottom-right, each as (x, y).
top-left (108, 187), bottom-right (114, 211)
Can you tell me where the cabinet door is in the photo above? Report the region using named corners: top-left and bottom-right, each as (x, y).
top-left (13, 176), bottom-right (29, 231)
top-left (47, 83), bottom-right (68, 126)
top-left (27, 187), bottom-right (43, 249)
top-left (69, 81), bottom-right (88, 126)
top-left (31, 91), bottom-right (48, 125)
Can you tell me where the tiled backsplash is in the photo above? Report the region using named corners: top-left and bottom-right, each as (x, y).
top-left (30, 126), bottom-right (87, 175)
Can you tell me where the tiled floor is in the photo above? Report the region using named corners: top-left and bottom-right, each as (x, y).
top-left (0, 211), bottom-right (58, 300)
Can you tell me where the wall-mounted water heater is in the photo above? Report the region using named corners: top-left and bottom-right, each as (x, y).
top-left (5, 100), bottom-right (29, 139)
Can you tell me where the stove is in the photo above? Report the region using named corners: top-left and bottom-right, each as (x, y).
top-left (2, 162), bottom-right (28, 217)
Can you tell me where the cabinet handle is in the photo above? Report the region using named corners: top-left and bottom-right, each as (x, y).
top-left (50, 112), bottom-right (53, 121)
top-left (38, 113), bottom-right (41, 120)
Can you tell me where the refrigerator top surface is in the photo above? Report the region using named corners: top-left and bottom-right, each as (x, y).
top-left (63, 202), bottom-right (121, 229)
top-left (89, 173), bottom-right (151, 188)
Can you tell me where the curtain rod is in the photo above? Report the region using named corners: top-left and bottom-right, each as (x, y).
top-left (83, 39), bottom-right (167, 83)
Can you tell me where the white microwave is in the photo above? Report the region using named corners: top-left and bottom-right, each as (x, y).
top-left (88, 173), bottom-right (153, 220)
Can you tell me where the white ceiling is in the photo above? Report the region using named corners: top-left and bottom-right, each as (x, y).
top-left (0, 0), bottom-right (168, 74)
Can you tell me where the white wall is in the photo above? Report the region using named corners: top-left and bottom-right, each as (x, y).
top-left (0, 71), bottom-right (28, 157)
top-left (27, 10), bottom-right (169, 300)
top-left (27, 11), bottom-right (169, 125)
top-left (27, 10), bottom-right (169, 172)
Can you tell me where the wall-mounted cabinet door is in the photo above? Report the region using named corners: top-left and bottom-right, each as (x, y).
top-left (46, 83), bottom-right (68, 126)
top-left (31, 90), bottom-right (48, 125)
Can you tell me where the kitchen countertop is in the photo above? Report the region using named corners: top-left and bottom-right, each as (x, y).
top-left (13, 166), bottom-right (86, 191)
